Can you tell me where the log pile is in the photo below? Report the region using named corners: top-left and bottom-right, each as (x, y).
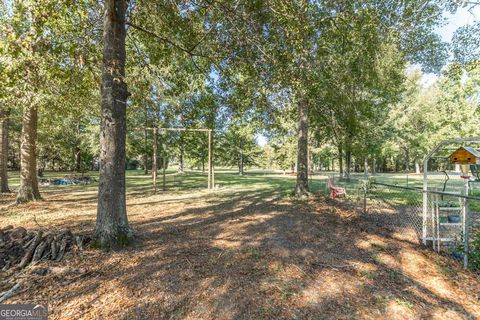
top-left (0, 226), bottom-right (89, 271)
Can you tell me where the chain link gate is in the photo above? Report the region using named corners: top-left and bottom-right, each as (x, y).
top-left (363, 181), bottom-right (480, 269)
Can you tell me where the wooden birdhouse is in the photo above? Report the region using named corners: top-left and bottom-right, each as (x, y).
top-left (448, 147), bottom-right (480, 165)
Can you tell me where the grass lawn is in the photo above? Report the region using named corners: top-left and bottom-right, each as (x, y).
top-left (327, 172), bottom-right (480, 212)
top-left (1, 169), bottom-right (480, 319)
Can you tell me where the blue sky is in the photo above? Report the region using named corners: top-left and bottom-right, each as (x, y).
top-left (436, 5), bottom-right (479, 42)
top-left (421, 5), bottom-right (480, 86)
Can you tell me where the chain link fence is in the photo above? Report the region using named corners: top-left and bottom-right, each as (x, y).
top-left (365, 181), bottom-right (480, 269)
top-left (324, 175), bottom-right (480, 270)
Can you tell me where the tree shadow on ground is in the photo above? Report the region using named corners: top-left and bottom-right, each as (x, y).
top-left (31, 184), bottom-right (479, 319)
top-left (4, 172), bottom-right (479, 319)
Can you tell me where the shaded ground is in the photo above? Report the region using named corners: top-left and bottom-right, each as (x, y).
top-left (1, 170), bottom-right (480, 319)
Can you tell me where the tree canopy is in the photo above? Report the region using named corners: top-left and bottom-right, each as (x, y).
top-left (0, 0), bottom-right (479, 247)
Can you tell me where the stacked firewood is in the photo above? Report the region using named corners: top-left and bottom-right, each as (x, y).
top-left (0, 226), bottom-right (88, 271)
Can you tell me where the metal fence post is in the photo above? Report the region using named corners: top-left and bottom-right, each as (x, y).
top-left (422, 163), bottom-right (428, 245)
top-left (463, 179), bottom-right (470, 269)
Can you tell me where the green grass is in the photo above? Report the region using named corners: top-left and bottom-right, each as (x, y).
top-left (326, 172), bottom-right (480, 212)
top-left (3, 169), bottom-right (479, 212)
top-left (2, 168), bottom-right (329, 199)
top-left (331, 172), bottom-right (479, 192)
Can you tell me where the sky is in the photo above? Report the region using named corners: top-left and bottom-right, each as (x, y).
top-left (256, 5), bottom-right (480, 147)
top-left (421, 5), bottom-right (480, 86)
top-left (436, 5), bottom-right (479, 42)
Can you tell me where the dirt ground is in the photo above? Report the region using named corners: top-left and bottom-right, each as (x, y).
top-left (1, 179), bottom-right (480, 319)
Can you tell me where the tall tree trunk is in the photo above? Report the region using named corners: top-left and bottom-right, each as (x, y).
top-left (162, 153), bottom-right (166, 191)
top-left (415, 161), bottom-right (421, 174)
top-left (143, 154), bottom-right (148, 175)
top-left (143, 128), bottom-right (148, 175)
top-left (206, 113), bottom-right (215, 189)
top-left (238, 140), bottom-right (244, 176)
top-left (295, 97), bottom-right (309, 196)
top-left (308, 147), bottom-right (313, 175)
top-left (152, 128), bottom-right (158, 182)
top-left (364, 157), bottom-right (368, 177)
top-left (95, 0), bottom-right (132, 249)
top-left (142, 128), bottom-right (148, 175)
top-left (152, 127), bottom-right (158, 193)
top-left (209, 132), bottom-right (214, 188)
top-left (0, 108), bottom-right (10, 192)
top-left (74, 149), bottom-right (81, 172)
top-left (372, 156), bottom-right (377, 176)
top-left (338, 144), bottom-right (343, 178)
top-left (74, 123), bottom-right (81, 172)
top-left (178, 151), bottom-right (184, 173)
top-left (178, 133), bottom-right (184, 174)
top-left (16, 106), bottom-right (41, 203)
top-left (404, 148), bottom-right (410, 172)
top-left (345, 143), bottom-right (351, 181)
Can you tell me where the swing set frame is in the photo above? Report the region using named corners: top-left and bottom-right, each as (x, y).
top-left (146, 127), bottom-right (215, 192)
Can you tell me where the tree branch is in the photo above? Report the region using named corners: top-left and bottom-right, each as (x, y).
top-left (126, 21), bottom-right (223, 59)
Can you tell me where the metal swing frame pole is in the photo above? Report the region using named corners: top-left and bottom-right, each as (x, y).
top-left (146, 127), bottom-right (214, 191)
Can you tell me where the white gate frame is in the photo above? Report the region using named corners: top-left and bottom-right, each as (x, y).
top-left (422, 137), bottom-right (480, 268)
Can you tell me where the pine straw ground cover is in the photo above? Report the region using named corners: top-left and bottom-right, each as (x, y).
top-left (0, 171), bottom-right (480, 319)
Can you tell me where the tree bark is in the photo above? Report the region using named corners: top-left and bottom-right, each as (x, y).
top-left (295, 96), bottom-right (309, 196)
top-left (404, 148), bottom-right (410, 172)
top-left (0, 108), bottom-right (10, 193)
top-left (364, 157), bottom-right (368, 177)
top-left (415, 161), bottom-right (421, 174)
top-left (143, 154), bottom-right (148, 175)
top-left (16, 106), bottom-right (41, 203)
top-left (345, 143), bottom-right (351, 181)
top-left (238, 139), bottom-right (244, 176)
top-left (74, 149), bottom-right (81, 172)
top-left (208, 131), bottom-right (214, 188)
top-left (372, 156), bottom-right (377, 176)
top-left (162, 153), bottom-right (166, 191)
top-left (178, 133), bottom-right (184, 174)
top-left (338, 143), bottom-right (343, 178)
top-left (95, 0), bottom-right (132, 249)
top-left (74, 124), bottom-right (81, 172)
top-left (143, 128), bottom-right (148, 175)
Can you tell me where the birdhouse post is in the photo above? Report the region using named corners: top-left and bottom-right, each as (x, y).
top-left (448, 147), bottom-right (480, 178)
top-left (448, 146), bottom-right (480, 268)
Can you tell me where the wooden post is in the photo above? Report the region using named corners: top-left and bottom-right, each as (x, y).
top-left (152, 128), bottom-right (158, 193)
top-left (208, 130), bottom-right (212, 190)
top-left (162, 153), bottom-right (166, 191)
top-left (145, 127), bottom-right (213, 190)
